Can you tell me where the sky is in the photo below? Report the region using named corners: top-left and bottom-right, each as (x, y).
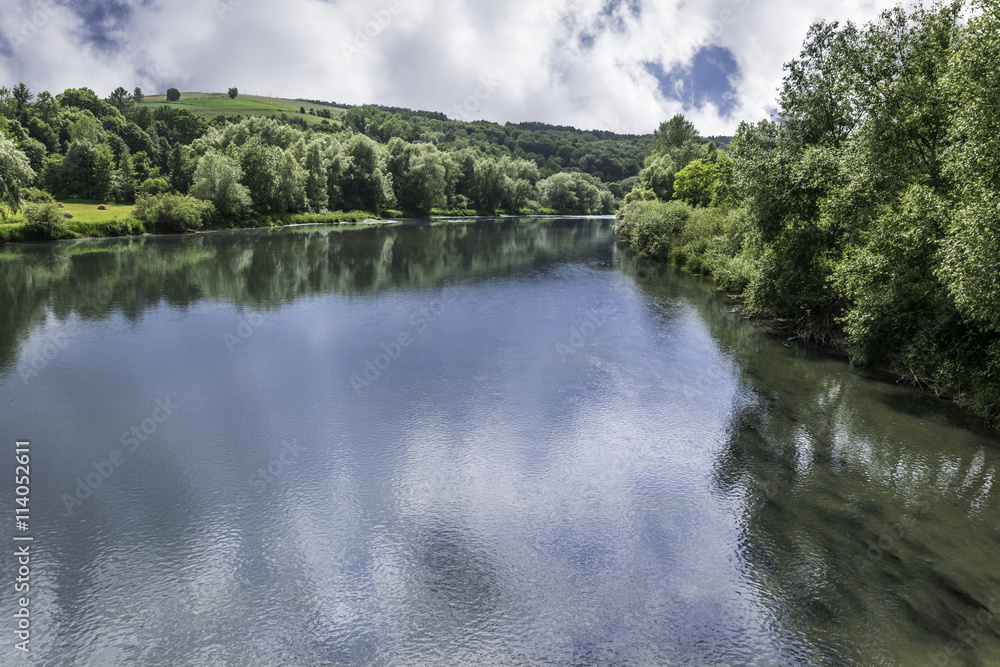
top-left (0, 0), bottom-right (901, 136)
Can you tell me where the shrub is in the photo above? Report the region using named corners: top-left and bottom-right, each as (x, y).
top-left (73, 218), bottom-right (144, 238)
top-left (614, 199), bottom-right (692, 259)
top-left (138, 177), bottom-right (172, 197)
top-left (131, 193), bottom-right (214, 232)
top-left (24, 188), bottom-right (55, 204)
top-left (24, 202), bottom-right (72, 240)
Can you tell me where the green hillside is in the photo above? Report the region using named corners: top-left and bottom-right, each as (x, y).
top-left (140, 92), bottom-right (345, 126)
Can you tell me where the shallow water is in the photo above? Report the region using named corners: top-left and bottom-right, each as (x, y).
top-left (0, 218), bottom-right (997, 666)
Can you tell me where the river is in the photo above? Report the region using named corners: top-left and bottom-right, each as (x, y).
top-left (0, 217), bottom-right (997, 666)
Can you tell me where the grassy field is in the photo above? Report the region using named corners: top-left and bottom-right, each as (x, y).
top-left (0, 199), bottom-right (383, 243)
top-left (1, 200), bottom-right (133, 224)
top-left (140, 92), bottom-right (346, 126)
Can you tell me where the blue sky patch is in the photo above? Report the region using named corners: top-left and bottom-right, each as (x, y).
top-left (644, 46), bottom-right (741, 116)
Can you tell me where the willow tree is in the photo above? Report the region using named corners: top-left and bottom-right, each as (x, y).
top-left (0, 135), bottom-right (35, 218)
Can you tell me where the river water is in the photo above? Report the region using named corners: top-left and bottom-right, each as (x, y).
top-left (0, 217), bottom-right (997, 666)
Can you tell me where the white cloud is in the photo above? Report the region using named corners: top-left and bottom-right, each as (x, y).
top-left (0, 0), bottom-right (901, 135)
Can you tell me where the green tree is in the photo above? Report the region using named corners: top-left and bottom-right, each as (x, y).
top-left (673, 159), bottom-right (720, 207)
top-left (68, 113), bottom-right (102, 145)
top-left (166, 88), bottom-right (181, 102)
top-left (537, 172), bottom-right (602, 212)
top-left (228, 87), bottom-right (239, 99)
top-left (778, 21), bottom-right (856, 148)
top-left (938, 0), bottom-right (1000, 330)
top-left (190, 151), bottom-right (252, 219)
top-left (405, 147), bottom-right (447, 214)
top-left (167, 144), bottom-right (196, 194)
top-left (132, 87), bottom-right (145, 104)
top-left (272, 151), bottom-right (307, 213)
top-left (834, 185), bottom-right (951, 363)
top-left (24, 202), bottom-right (70, 239)
top-left (0, 135), bottom-right (35, 218)
top-left (12, 83), bottom-right (33, 108)
top-left (634, 156), bottom-right (676, 202)
top-left (237, 138), bottom-right (281, 212)
top-left (112, 147), bottom-right (137, 204)
top-left (301, 140), bottom-right (328, 212)
top-left (138, 177), bottom-right (172, 196)
top-left (339, 134), bottom-right (393, 214)
top-left (132, 192), bottom-right (213, 231)
top-left (650, 115), bottom-right (697, 154)
top-left (93, 144), bottom-right (115, 202)
top-left (108, 86), bottom-right (131, 113)
top-left (471, 157), bottom-right (509, 211)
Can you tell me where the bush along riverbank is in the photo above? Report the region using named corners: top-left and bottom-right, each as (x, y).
top-left (0, 200), bottom-right (384, 243)
top-left (614, 196), bottom-right (999, 428)
top-left (0, 197), bottom-right (608, 244)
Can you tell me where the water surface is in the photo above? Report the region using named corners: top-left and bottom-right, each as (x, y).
top-left (1, 218), bottom-right (998, 666)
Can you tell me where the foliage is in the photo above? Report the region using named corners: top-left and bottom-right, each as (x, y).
top-left (138, 177), bottom-right (172, 196)
top-left (937, 0), bottom-right (1000, 331)
top-left (131, 192), bottom-right (213, 232)
top-left (166, 88), bottom-right (181, 102)
top-left (24, 202), bottom-right (71, 239)
top-left (228, 87), bottom-right (239, 99)
top-left (0, 134), bottom-right (35, 218)
top-left (614, 0), bottom-right (1000, 420)
top-left (673, 159), bottom-right (720, 207)
top-left (190, 151), bottom-right (252, 219)
top-left (24, 187), bottom-right (54, 203)
top-left (614, 200), bottom-right (692, 259)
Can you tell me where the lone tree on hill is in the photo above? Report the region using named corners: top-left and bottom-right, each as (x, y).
top-left (132, 87), bottom-right (144, 104)
top-left (166, 88), bottom-right (180, 102)
top-left (12, 82), bottom-right (32, 108)
top-left (228, 87), bottom-right (238, 99)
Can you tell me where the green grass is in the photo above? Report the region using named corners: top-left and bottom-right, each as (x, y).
top-left (140, 92), bottom-right (346, 126)
top-left (2, 200), bottom-right (134, 224)
top-left (58, 199), bottom-right (135, 222)
top-left (236, 211), bottom-right (383, 228)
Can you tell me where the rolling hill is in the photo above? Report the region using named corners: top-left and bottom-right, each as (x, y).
top-left (140, 92), bottom-right (346, 126)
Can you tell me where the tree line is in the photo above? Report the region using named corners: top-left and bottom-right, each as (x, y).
top-left (615, 0), bottom-right (1000, 423)
top-left (1, 83), bottom-right (659, 236)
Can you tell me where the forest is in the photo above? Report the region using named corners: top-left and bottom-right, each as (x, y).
top-left (0, 86), bottom-right (656, 241)
top-left (614, 0), bottom-right (1000, 423)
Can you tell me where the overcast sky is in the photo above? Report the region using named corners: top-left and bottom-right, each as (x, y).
top-left (0, 0), bottom-right (900, 135)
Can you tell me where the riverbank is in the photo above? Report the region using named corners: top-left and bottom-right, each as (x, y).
top-left (0, 206), bottom-right (609, 244)
top-left (613, 200), bottom-right (1000, 429)
top-left (0, 210), bottom-right (387, 244)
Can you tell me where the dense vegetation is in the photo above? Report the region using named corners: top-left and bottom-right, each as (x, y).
top-left (0, 85), bottom-right (662, 241)
top-left (615, 0), bottom-right (1000, 422)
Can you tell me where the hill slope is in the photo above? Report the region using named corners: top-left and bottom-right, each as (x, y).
top-left (141, 92), bottom-right (345, 126)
